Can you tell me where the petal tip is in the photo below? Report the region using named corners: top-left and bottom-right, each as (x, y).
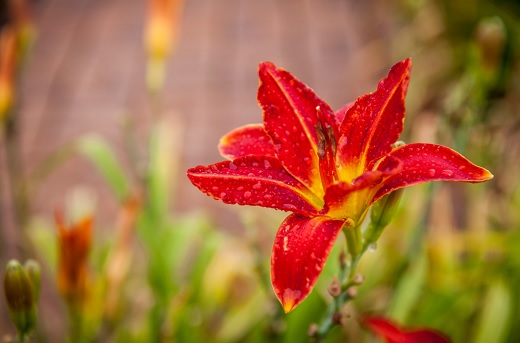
top-left (482, 169), bottom-right (494, 181)
top-left (259, 61), bottom-right (276, 72)
top-left (280, 288), bottom-right (302, 313)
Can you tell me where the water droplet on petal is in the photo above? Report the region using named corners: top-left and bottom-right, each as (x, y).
top-left (264, 194), bottom-right (272, 200)
top-left (264, 160), bottom-right (272, 169)
top-left (428, 169), bottom-right (436, 177)
top-left (212, 186), bottom-right (219, 191)
top-left (441, 169), bottom-right (454, 177)
top-left (237, 186), bottom-right (244, 191)
top-left (368, 243), bottom-right (377, 252)
top-left (283, 204), bottom-right (297, 210)
top-left (219, 192), bottom-right (227, 198)
top-left (253, 182), bottom-right (262, 190)
top-left (229, 162), bottom-right (237, 170)
top-left (244, 191), bottom-right (252, 199)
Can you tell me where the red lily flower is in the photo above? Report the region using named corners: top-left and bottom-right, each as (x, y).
top-left (363, 316), bottom-right (451, 343)
top-left (187, 59), bottom-right (493, 312)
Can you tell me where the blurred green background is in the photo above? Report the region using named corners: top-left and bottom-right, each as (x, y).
top-left (1, 0), bottom-right (519, 341)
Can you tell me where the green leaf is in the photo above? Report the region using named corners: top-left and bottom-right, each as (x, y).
top-left (388, 250), bottom-right (428, 322)
top-left (472, 280), bottom-right (512, 343)
top-left (146, 118), bottom-right (183, 222)
top-left (76, 134), bottom-right (130, 200)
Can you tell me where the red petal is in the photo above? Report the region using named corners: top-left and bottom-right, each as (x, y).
top-left (323, 156), bottom-right (402, 221)
top-left (406, 330), bottom-right (452, 343)
top-left (323, 172), bottom-right (383, 222)
top-left (338, 59), bottom-right (411, 176)
top-left (363, 316), bottom-right (451, 343)
top-left (218, 124), bottom-right (276, 160)
top-left (363, 316), bottom-right (406, 343)
top-left (258, 62), bottom-right (339, 195)
top-left (271, 214), bottom-right (345, 313)
top-left (374, 143), bottom-right (494, 201)
top-left (334, 101), bottom-right (354, 124)
top-left (187, 156), bottom-right (322, 215)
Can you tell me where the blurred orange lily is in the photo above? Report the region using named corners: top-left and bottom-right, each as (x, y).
top-left (0, 26), bottom-right (16, 121)
top-left (144, 0), bottom-right (183, 92)
top-left (55, 211), bottom-right (92, 307)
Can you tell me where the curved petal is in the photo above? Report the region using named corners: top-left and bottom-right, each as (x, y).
top-left (271, 214), bottom-right (345, 313)
top-left (322, 172), bottom-right (383, 223)
top-left (187, 156), bottom-right (322, 215)
top-left (338, 59), bottom-right (411, 179)
top-left (374, 143), bottom-right (494, 201)
top-left (258, 62), bottom-right (339, 196)
top-left (363, 316), bottom-right (451, 343)
top-left (218, 124), bottom-right (276, 160)
top-left (334, 101), bottom-right (354, 124)
top-left (323, 156), bottom-right (402, 221)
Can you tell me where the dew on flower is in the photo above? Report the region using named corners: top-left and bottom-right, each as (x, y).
top-left (368, 243), bottom-right (377, 252)
top-left (212, 186), bottom-right (219, 191)
top-left (219, 192), bottom-right (227, 198)
top-left (186, 58), bottom-right (494, 317)
top-left (441, 169), bottom-right (454, 177)
top-left (283, 236), bottom-right (289, 252)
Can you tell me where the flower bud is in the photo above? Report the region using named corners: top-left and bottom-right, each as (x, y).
top-left (365, 189), bottom-right (404, 245)
top-left (23, 259), bottom-right (41, 302)
top-left (476, 16), bottom-right (506, 72)
top-left (0, 27), bottom-right (16, 123)
top-left (3, 259), bottom-right (37, 336)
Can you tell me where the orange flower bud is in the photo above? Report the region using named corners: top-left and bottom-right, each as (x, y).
top-left (144, 0), bottom-right (183, 92)
top-left (55, 211), bottom-right (93, 307)
top-left (0, 26), bottom-right (16, 122)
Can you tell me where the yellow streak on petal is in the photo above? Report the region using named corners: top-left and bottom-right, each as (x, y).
top-left (281, 288), bottom-right (301, 313)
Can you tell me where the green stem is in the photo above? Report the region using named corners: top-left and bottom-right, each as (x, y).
top-left (313, 247), bottom-right (363, 341)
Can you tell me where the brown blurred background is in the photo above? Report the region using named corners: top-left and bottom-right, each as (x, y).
top-left (3, 0), bottom-right (519, 339)
top-left (17, 0), bottom-right (401, 223)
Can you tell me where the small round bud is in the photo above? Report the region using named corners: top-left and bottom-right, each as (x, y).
top-left (347, 287), bottom-right (357, 299)
top-left (327, 276), bottom-right (341, 297)
top-left (308, 323), bottom-right (319, 337)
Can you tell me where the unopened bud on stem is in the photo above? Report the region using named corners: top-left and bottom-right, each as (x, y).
top-left (365, 189), bottom-right (404, 245)
top-left (3, 260), bottom-right (37, 337)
